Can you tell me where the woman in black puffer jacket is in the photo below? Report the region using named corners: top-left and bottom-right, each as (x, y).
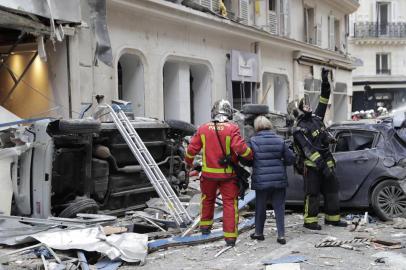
top-left (248, 116), bottom-right (295, 244)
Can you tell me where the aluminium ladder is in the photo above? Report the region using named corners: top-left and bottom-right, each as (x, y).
top-left (105, 104), bottom-right (192, 227)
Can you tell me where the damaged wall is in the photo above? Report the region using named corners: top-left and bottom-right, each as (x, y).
top-left (0, 40), bottom-right (71, 119)
top-left (105, 1), bottom-right (255, 120)
top-left (0, 52), bottom-right (52, 119)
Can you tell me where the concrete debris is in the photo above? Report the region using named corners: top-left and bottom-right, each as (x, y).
top-left (262, 255), bottom-right (307, 265)
top-left (214, 246), bottom-right (233, 258)
top-left (393, 217), bottom-right (406, 229)
top-left (148, 217), bottom-right (255, 252)
top-left (265, 263), bottom-right (301, 270)
top-left (372, 252), bottom-right (406, 268)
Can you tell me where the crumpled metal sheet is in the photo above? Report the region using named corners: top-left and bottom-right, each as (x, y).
top-left (22, 226), bottom-right (147, 263)
top-left (0, 0), bottom-right (81, 23)
top-left (88, 0), bottom-right (113, 67)
top-left (0, 219), bottom-right (59, 246)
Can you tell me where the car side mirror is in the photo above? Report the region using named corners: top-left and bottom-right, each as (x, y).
top-left (383, 157), bottom-right (396, 168)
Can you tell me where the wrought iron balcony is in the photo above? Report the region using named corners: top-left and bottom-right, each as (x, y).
top-left (353, 22), bottom-right (406, 38)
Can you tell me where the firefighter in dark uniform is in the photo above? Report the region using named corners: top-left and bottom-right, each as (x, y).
top-left (293, 68), bottom-right (347, 230)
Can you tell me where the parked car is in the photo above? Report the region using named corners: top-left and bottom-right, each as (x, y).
top-left (238, 104), bottom-right (406, 221)
top-left (8, 117), bottom-right (195, 218)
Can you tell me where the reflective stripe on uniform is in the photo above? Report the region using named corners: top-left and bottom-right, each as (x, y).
top-left (241, 147), bottom-right (251, 157)
top-left (304, 216), bottom-right (319, 223)
top-left (327, 160), bottom-right (335, 168)
top-left (309, 152), bottom-right (321, 162)
top-left (201, 134), bottom-right (233, 174)
top-left (304, 160), bottom-right (316, 167)
top-left (320, 96), bottom-right (329, 104)
top-left (200, 220), bottom-right (214, 226)
top-left (325, 214), bottom-right (340, 222)
top-left (185, 150), bottom-right (195, 159)
top-left (304, 195), bottom-right (318, 224)
top-left (224, 232), bottom-right (238, 238)
top-left (312, 130), bottom-right (320, 138)
top-left (226, 136), bottom-right (231, 155)
top-left (200, 194), bottom-right (213, 226)
top-left (234, 198), bottom-right (239, 237)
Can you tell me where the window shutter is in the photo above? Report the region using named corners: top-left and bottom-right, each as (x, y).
top-left (199, 0), bottom-right (212, 10)
top-left (304, 9), bottom-right (309, 42)
top-left (212, 0), bottom-right (220, 13)
top-left (372, 0), bottom-right (377, 21)
top-left (316, 23), bottom-right (322, 46)
top-left (280, 0), bottom-right (290, 36)
top-left (269, 11), bottom-right (278, 34)
top-left (391, 1), bottom-right (397, 22)
top-left (376, 54), bottom-right (380, 74)
top-left (329, 15), bottom-right (335, 50)
top-left (239, 0), bottom-right (249, 25)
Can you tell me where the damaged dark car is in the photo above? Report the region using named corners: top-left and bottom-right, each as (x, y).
top-left (285, 121), bottom-right (406, 221)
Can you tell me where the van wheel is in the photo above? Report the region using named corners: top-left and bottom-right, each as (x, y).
top-left (371, 180), bottom-right (406, 221)
top-left (58, 198), bottom-right (99, 218)
top-left (242, 104), bottom-right (269, 115)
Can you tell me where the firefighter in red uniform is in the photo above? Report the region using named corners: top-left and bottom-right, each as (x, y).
top-left (185, 100), bottom-right (253, 247)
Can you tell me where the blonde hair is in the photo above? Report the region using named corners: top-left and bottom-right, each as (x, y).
top-left (254, 116), bottom-right (273, 132)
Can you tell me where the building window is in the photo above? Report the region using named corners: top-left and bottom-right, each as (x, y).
top-left (304, 7), bottom-right (315, 44)
top-left (376, 53), bottom-right (391, 75)
top-left (377, 2), bottom-right (390, 35)
top-left (334, 19), bottom-right (340, 51)
top-left (269, 0), bottom-right (276, 11)
top-left (328, 15), bottom-right (336, 50)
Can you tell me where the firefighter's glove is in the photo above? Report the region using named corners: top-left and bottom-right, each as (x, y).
top-left (322, 68), bottom-right (330, 83)
top-left (315, 158), bottom-right (327, 172)
top-left (329, 138), bottom-right (337, 144)
top-left (322, 166), bottom-right (335, 179)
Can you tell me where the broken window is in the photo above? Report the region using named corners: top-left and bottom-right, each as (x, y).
top-left (335, 131), bottom-right (376, 153)
top-left (304, 78), bottom-right (321, 110)
top-left (232, 81), bottom-right (256, 110)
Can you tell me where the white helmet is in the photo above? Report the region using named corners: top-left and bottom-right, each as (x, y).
top-left (211, 99), bottom-right (233, 122)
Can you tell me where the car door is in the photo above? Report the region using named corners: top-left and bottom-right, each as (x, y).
top-left (332, 129), bottom-right (380, 201)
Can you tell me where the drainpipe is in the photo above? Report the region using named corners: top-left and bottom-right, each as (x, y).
top-left (292, 52), bottom-right (300, 101)
top-left (66, 37), bottom-right (73, 118)
top-left (253, 42), bottom-right (262, 103)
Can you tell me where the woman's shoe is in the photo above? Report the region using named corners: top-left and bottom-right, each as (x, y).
top-left (277, 237), bottom-right (286, 245)
top-left (250, 233), bottom-right (265, 241)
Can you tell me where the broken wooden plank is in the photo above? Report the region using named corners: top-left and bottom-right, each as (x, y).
top-left (148, 217), bottom-right (255, 252)
top-left (102, 226), bottom-right (128, 235)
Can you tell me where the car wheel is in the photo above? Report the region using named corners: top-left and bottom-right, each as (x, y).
top-left (371, 180), bottom-right (406, 221)
top-left (58, 198), bottom-right (99, 218)
top-left (242, 104), bottom-right (269, 115)
top-left (166, 119), bottom-right (196, 136)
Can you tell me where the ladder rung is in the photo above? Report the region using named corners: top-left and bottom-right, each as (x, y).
top-left (107, 105), bottom-right (192, 226)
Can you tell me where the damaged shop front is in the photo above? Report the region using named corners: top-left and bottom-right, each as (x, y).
top-left (293, 51), bottom-right (354, 124)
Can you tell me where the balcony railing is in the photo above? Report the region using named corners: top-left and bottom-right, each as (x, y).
top-left (353, 22), bottom-right (406, 38)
